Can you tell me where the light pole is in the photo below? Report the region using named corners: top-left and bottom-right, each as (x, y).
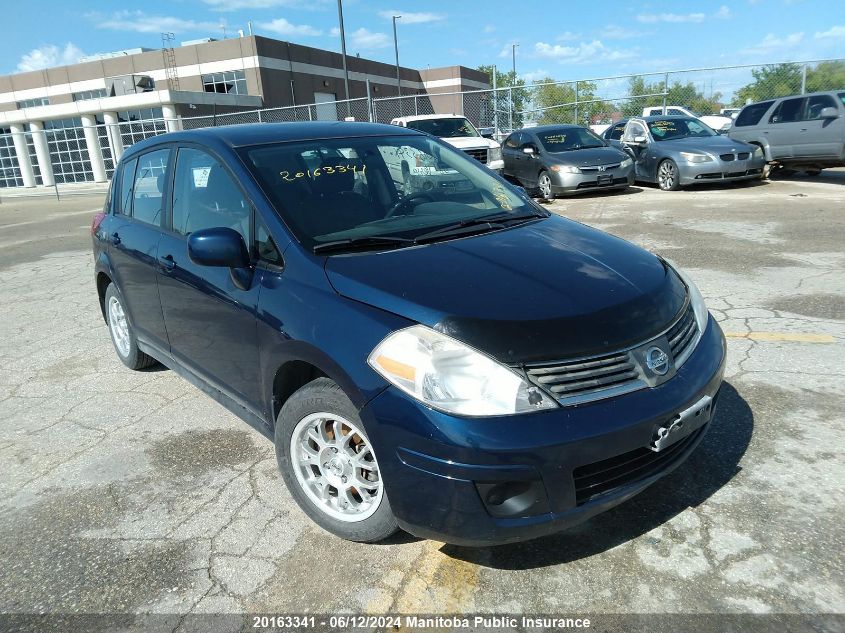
top-left (512, 43), bottom-right (518, 78)
top-left (336, 0), bottom-right (351, 117)
top-left (392, 15), bottom-right (402, 114)
top-left (510, 43), bottom-right (518, 132)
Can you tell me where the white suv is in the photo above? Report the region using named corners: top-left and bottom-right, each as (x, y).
top-left (390, 115), bottom-right (504, 173)
top-left (642, 106), bottom-right (732, 133)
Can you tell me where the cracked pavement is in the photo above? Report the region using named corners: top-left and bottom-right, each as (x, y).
top-left (0, 172), bottom-right (843, 627)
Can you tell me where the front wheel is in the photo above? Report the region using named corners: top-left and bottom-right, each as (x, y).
top-left (657, 159), bottom-right (681, 191)
top-left (275, 378), bottom-right (399, 542)
top-left (537, 171), bottom-right (555, 200)
top-left (104, 283), bottom-right (156, 370)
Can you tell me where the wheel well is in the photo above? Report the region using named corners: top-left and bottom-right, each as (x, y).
top-left (272, 360), bottom-right (327, 421)
top-left (96, 272), bottom-right (112, 322)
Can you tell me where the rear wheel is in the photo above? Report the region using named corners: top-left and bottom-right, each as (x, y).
top-left (537, 171), bottom-right (554, 200)
top-left (657, 159), bottom-right (681, 191)
top-left (104, 284), bottom-right (156, 370)
top-left (275, 378), bottom-right (399, 542)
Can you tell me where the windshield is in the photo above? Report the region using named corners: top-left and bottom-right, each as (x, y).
top-left (648, 117), bottom-right (717, 141)
top-left (537, 127), bottom-right (606, 152)
top-left (242, 134), bottom-right (534, 252)
top-left (404, 117), bottom-right (480, 138)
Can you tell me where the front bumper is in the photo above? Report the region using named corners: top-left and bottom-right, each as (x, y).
top-left (550, 164), bottom-right (635, 195)
top-left (678, 156), bottom-right (766, 186)
top-left (360, 317), bottom-right (726, 546)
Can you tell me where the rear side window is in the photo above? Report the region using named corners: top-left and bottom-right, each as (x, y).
top-left (116, 158), bottom-right (137, 215)
top-left (734, 101), bottom-right (774, 127)
top-left (504, 134), bottom-right (519, 149)
top-left (770, 97), bottom-right (806, 123)
top-left (171, 147), bottom-right (251, 244)
top-left (840, 92), bottom-right (845, 107)
top-left (607, 123), bottom-right (625, 140)
top-left (132, 149), bottom-right (171, 226)
top-left (805, 95), bottom-right (836, 120)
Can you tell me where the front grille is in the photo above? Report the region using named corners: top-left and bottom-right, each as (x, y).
top-left (719, 153), bottom-right (735, 162)
top-left (572, 426), bottom-right (704, 505)
top-left (666, 303), bottom-right (697, 364)
top-left (521, 303), bottom-right (699, 406)
top-left (581, 163), bottom-right (621, 172)
top-left (737, 152), bottom-right (750, 160)
top-left (463, 148), bottom-right (487, 163)
top-left (719, 152), bottom-right (751, 162)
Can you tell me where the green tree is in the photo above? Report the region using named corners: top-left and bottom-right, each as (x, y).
top-left (806, 60), bottom-right (845, 93)
top-left (732, 63), bottom-right (803, 106)
top-left (622, 76), bottom-right (723, 115)
top-left (477, 65), bottom-right (530, 130)
top-left (529, 78), bottom-right (611, 126)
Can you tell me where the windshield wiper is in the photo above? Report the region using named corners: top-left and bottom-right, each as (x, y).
top-left (414, 212), bottom-right (543, 244)
top-left (313, 235), bottom-right (414, 254)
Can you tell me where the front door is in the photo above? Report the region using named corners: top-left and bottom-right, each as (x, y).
top-left (622, 121), bottom-right (653, 180)
top-left (107, 150), bottom-right (170, 352)
top-left (156, 146), bottom-right (262, 411)
top-left (799, 94), bottom-right (843, 158)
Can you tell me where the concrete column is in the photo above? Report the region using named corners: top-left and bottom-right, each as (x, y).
top-left (162, 104), bottom-right (181, 132)
top-left (9, 123), bottom-right (36, 188)
top-left (102, 111), bottom-right (124, 162)
top-left (80, 114), bottom-right (107, 183)
top-left (28, 121), bottom-right (55, 187)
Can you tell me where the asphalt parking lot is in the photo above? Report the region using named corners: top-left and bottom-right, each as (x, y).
top-left (1, 173), bottom-right (843, 628)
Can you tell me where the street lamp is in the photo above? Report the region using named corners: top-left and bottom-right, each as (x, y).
top-left (392, 15), bottom-right (402, 97)
top-left (512, 42), bottom-right (518, 78)
top-left (336, 0), bottom-right (351, 116)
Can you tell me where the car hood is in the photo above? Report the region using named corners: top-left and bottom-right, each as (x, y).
top-left (324, 215), bottom-right (687, 364)
top-left (546, 146), bottom-right (628, 166)
top-left (441, 136), bottom-right (499, 150)
top-left (656, 135), bottom-right (754, 154)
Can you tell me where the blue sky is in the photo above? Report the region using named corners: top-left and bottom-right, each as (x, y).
top-left (5, 0), bottom-right (844, 81)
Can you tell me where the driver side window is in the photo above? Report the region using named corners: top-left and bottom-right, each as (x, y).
top-left (171, 148), bottom-right (251, 244)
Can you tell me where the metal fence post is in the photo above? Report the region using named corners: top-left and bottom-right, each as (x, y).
top-left (366, 79), bottom-right (374, 122)
top-left (574, 81), bottom-right (579, 125)
top-left (508, 86), bottom-right (514, 133)
top-left (801, 64), bottom-right (807, 94)
top-left (663, 73), bottom-right (669, 112)
top-left (492, 66), bottom-right (498, 136)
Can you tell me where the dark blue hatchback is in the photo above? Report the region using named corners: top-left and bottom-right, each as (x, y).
top-left (92, 122), bottom-right (726, 546)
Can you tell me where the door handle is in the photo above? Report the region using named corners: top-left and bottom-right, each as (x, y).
top-left (110, 232), bottom-right (121, 245)
top-left (158, 254), bottom-right (176, 271)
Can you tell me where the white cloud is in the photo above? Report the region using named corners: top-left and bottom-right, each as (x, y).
top-left (521, 69), bottom-right (551, 83)
top-left (90, 11), bottom-right (222, 34)
top-left (16, 43), bottom-right (85, 72)
top-left (377, 10), bottom-right (444, 24)
top-left (742, 31), bottom-right (804, 55)
top-left (348, 28), bottom-right (390, 50)
top-left (814, 25), bottom-right (845, 39)
top-left (555, 31), bottom-right (582, 41)
top-left (534, 40), bottom-right (634, 64)
top-left (483, 24), bottom-right (496, 34)
top-left (715, 5), bottom-right (732, 19)
top-left (600, 24), bottom-right (639, 40)
top-left (258, 18), bottom-right (322, 37)
top-left (637, 12), bottom-right (706, 24)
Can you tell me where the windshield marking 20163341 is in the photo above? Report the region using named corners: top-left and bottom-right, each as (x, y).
top-left (279, 164), bottom-right (365, 183)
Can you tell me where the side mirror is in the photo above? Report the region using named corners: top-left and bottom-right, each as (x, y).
top-left (820, 106), bottom-right (840, 119)
top-left (188, 227), bottom-right (250, 269)
top-left (522, 146), bottom-right (536, 155)
top-left (632, 135), bottom-right (647, 144)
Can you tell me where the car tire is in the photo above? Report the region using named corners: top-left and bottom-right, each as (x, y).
top-left (275, 377), bottom-right (399, 543)
top-left (537, 170), bottom-right (555, 201)
top-left (104, 283), bottom-right (157, 370)
top-left (657, 159), bottom-right (681, 191)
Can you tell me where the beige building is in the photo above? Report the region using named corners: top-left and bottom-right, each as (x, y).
top-left (0, 35), bottom-right (489, 188)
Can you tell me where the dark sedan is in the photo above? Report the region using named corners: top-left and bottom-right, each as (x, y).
top-left (93, 122), bottom-right (725, 546)
top-left (604, 116), bottom-right (766, 190)
top-left (502, 125), bottom-right (634, 198)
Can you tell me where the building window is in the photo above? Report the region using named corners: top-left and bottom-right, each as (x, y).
top-left (201, 70), bottom-right (248, 95)
top-left (72, 88), bottom-right (109, 102)
top-left (117, 108), bottom-right (168, 147)
top-left (0, 128), bottom-right (24, 188)
top-left (95, 114), bottom-right (115, 178)
top-left (17, 97), bottom-right (50, 109)
top-left (44, 118), bottom-right (93, 184)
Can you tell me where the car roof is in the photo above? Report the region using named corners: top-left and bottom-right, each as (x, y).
top-left (393, 114), bottom-right (465, 122)
top-left (639, 115), bottom-right (695, 122)
top-left (123, 121), bottom-right (418, 157)
top-left (521, 124), bottom-right (585, 133)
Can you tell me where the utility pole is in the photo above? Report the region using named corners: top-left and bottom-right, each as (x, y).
top-left (336, 0), bottom-right (351, 117)
top-left (393, 15), bottom-right (402, 114)
top-left (511, 44), bottom-right (518, 132)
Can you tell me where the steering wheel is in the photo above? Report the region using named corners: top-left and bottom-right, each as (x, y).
top-left (385, 192), bottom-right (435, 219)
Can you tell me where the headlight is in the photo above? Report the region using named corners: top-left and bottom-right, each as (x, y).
top-left (666, 261), bottom-right (709, 334)
top-left (488, 146), bottom-right (502, 162)
top-left (620, 157), bottom-right (633, 168)
top-left (679, 152), bottom-right (712, 163)
top-left (550, 164), bottom-right (581, 174)
top-left (368, 325), bottom-right (558, 416)
top-left (752, 145), bottom-right (764, 158)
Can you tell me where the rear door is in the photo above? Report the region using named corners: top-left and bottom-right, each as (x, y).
top-left (106, 149), bottom-right (170, 352)
top-left (798, 94), bottom-right (843, 158)
top-left (156, 146), bottom-right (263, 411)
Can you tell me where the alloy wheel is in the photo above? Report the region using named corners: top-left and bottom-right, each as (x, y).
top-left (290, 412), bottom-right (383, 522)
top-left (658, 161), bottom-right (676, 190)
top-left (107, 295), bottom-right (131, 358)
top-left (539, 173), bottom-right (552, 199)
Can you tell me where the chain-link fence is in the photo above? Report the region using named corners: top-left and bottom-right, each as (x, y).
top-left (1, 58), bottom-right (842, 189)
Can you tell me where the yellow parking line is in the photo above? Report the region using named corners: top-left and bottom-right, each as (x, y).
top-left (724, 331), bottom-right (836, 343)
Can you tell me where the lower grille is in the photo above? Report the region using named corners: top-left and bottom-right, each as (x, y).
top-left (576, 177), bottom-right (629, 189)
top-left (572, 426), bottom-right (704, 505)
top-left (463, 148), bottom-right (487, 163)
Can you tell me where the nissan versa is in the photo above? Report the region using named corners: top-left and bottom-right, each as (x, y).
top-left (92, 122), bottom-right (726, 546)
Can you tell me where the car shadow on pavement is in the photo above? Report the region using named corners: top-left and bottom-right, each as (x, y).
top-left (439, 381), bottom-right (753, 570)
